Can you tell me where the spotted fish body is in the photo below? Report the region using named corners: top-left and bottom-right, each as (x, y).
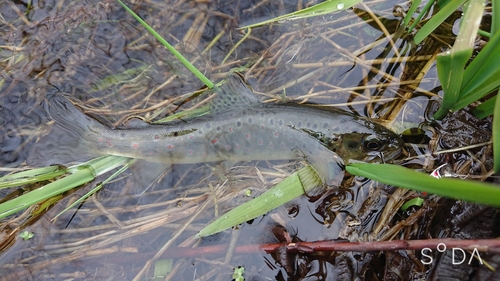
top-left (43, 74), bottom-right (402, 185)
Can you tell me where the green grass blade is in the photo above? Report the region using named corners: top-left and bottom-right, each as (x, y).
top-left (239, 0), bottom-right (362, 29)
top-left (0, 166), bottom-right (67, 189)
top-left (460, 30), bottom-right (500, 88)
top-left (67, 155), bottom-right (132, 175)
top-left (453, 72), bottom-right (500, 112)
top-left (196, 165), bottom-right (322, 238)
top-left (451, 30), bottom-right (500, 111)
top-left (433, 49), bottom-right (470, 119)
top-left (414, 0), bottom-right (466, 44)
top-left (153, 259), bottom-right (173, 280)
top-left (53, 158), bottom-right (136, 220)
top-left (0, 156), bottom-right (132, 219)
top-left (401, 197), bottom-right (425, 210)
top-left (437, 0), bottom-right (453, 7)
top-left (346, 163), bottom-right (500, 207)
top-left (403, 0), bottom-right (422, 27)
top-left (116, 0), bottom-right (214, 89)
top-left (493, 0), bottom-right (500, 35)
top-left (453, 0), bottom-right (485, 51)
top-left (494, 94), bottom-right (500, 173)
top-left (472, 95), bottom-right (496, 119)
top-left (154, 105), bottom-right (211, 124)
top-left (0, 169), bottom-right (95, 219)
top-left (433, 0), bottom-right (486, 119)
top-left (406, 0), bottom-right (435, 32)
top-left (89, 64), bottom-right (149, 93)
top-left (53, 159), bottom-right (135, 219)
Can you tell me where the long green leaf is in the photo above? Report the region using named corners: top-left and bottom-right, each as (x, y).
top-left (403, 0), bottom-right (422, 27)
top-left (433, 49), bottom-right (470, 119)
top-left (196, 165), bottom-right (322, 238)
top-left (414, 0), bottom-right (467, 44)
top-left (116, 0), bottom-right (214, 89)
top-left (346, 163), bottom-right (500, 207)
top-left (406, 0), bottom-right (435, 32)
top-left (494, 93), bottom-right (500, 173)
top-left (0, 166), bottom-right (66, 189)
top-left (53, 159), bottom-right (136, 220)
top-left (492, 0), bottom-right (500, 35)
top-left (460, 30), bottom-right (500, 90)
top-left (452, 30), bottom-right (500, 111)
top-left (0, 156), bottom-right (132, 219)
top-left (433, 0), bottom-right (486, 119)
top-left (472, 95), bottom-right (496, 118)
top-left (239, 0), bottom-right (362, 29)
top-left (454, 69), bottom-right (500, 110)
top-left (0, 169), bottom-right (95, 219)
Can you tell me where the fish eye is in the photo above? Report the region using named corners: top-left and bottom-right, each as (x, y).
top-left (363, 136), bottom-right (383, 151)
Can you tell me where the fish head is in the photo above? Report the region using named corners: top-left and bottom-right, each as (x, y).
top-left (329, 130), bottom-right (403, 164)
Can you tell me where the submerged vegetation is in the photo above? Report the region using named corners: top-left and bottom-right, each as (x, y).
top-left (0, 0), bottom-right (499, 280)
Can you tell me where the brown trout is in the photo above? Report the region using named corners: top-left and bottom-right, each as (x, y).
top-left (32, 73), bottom-right (402, 190)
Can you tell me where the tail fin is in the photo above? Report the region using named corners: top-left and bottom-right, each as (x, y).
top-left (27, 95), bottom-right (103, 167)
top-left (46, 95), bottom-right (103, 138)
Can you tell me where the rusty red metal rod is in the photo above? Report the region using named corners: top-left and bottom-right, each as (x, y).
top-left (6, 238), bottom-right (499, 280)
top-left (157, 238), bottom-right (500, 258)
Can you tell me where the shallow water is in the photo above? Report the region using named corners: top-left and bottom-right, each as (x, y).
top-left (0, 0), bottom-right (496, 280)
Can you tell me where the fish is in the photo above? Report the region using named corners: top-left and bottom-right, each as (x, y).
top-left (30, 73), bottom-right (403, 194)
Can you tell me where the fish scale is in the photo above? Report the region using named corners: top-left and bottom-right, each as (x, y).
top-left (33, 73), bottom-right (403, 191)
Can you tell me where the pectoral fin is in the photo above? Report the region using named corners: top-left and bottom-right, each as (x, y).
top-left (295, 147), bottom-right (345, 198)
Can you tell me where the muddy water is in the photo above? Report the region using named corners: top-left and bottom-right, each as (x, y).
top-left (0, 0), bottom-right (495, 280)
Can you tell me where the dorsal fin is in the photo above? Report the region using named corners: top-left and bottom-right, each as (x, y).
top-left (210, 72), bottom-right (261, 115)
top-left (124, 118), bottom-right (151, 128)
